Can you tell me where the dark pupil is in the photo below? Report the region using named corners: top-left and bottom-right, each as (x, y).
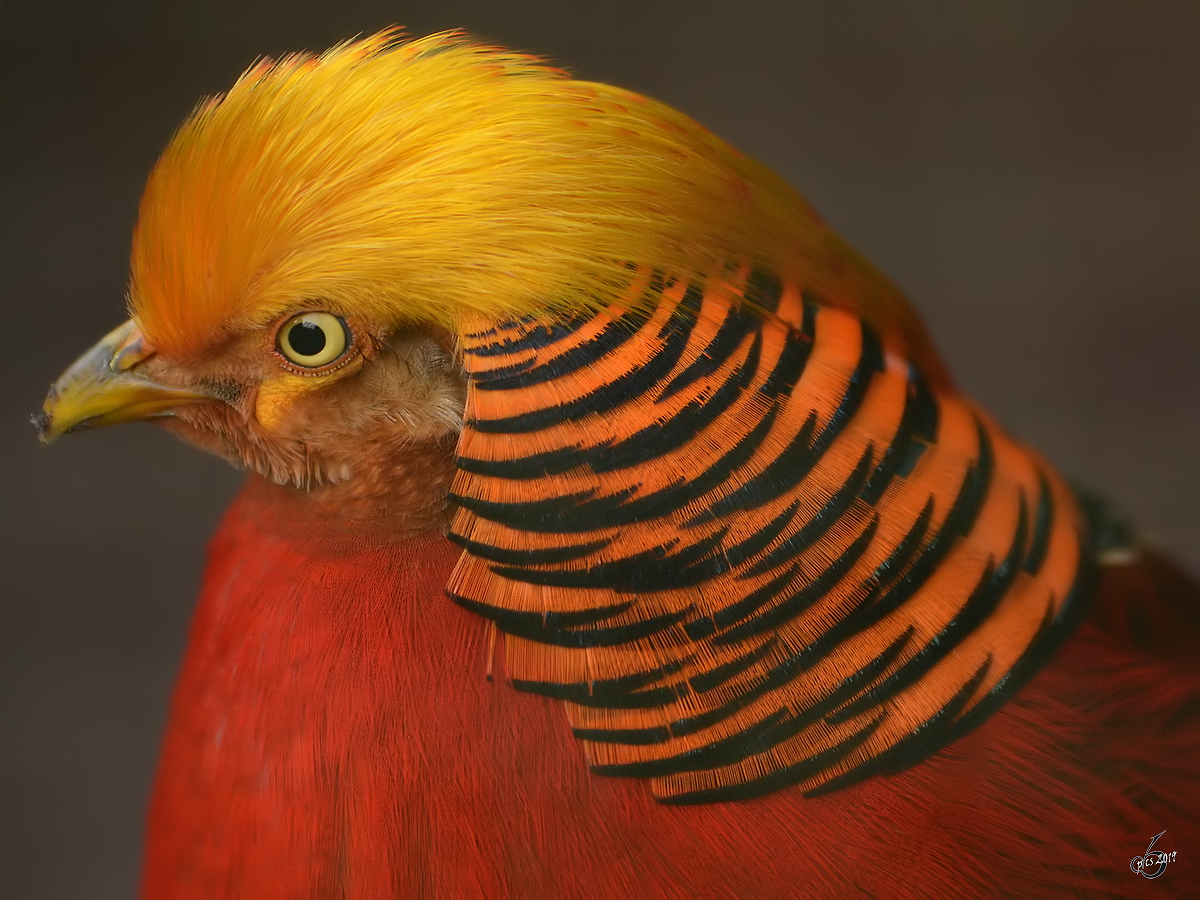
top-left (289, 321), bottom-right (327, 357)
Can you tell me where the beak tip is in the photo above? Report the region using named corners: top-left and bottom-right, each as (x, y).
top-left (31, 410), bottom-right (55, 445)
top-left (38, 320), bottom-right (209, 445)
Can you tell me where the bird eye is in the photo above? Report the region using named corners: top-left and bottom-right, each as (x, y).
top-left (277, 312), bottom-right (350, 368)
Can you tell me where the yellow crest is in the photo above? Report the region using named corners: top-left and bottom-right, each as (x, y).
top-left (130, 29), bottom-right (939, 378)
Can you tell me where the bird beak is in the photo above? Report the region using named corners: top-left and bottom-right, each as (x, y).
top-left (35, 319), bottom-right (211, 444)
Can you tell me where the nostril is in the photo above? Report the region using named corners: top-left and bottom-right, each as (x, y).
top-left (111, 334), bottom-right (156, 374)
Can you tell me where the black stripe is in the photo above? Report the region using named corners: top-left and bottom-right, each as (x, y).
top-left (688, 637), bottom-right (779, 694)
top-left (464, 312), bottom-right (593, 357)
top-left (844, 417), bottom-right (996, 637)
top-left (589, 627), bottom-right (911, 771)
top-left (469, 272), bottom-right (671, 386)
top-left (685, 565), bottom-right (798, 641)
top-left (800, 297), bottom-right (819, 341)
top-left (745, 503), bottom-right (937, 682)
top-left (451, 595), bottom-right (632, 629)
top-left (588, 402), bottom-right (781, 527)
top-left (569, 639), bottom-right (782, 741)
top-left (446, 532), bottom-right (612, 566)
top-left (686, 412), bottom-right (819, 525)
top-left (452, 400), bottom-right (781, 533)
top-left (659, 279), bottom-right (702, 338)
top-left (762, 294), bottom-right (818, 401)
top-left (716, 516), bottom-right (880, 644)
top-left (819, 321), bottom-right (885, 432)
top-left (758, 327), bottom-right (812, 399)
top-left (574, 725), bottom-right (672, 745)
top-left (744, 268), bottom-right (783, 314)
top-left (859, 372), bottom-right (939, 505)
top-left (514, 657), bottom-right (693, 710)
top-left (1023, 470), bottom-right (1055, 574)
top-left (487, 529), bottom-right (726, 592)
top-left (869, 499), bottom-right (935, 587)
top-left (825, 491), bottom-right (1028, 725)
top-left (690, 320), bottom-right (884, 523)
top-left (489, 494), bottom-right (797, 594)
top-left (463, 321), bottom-right (502, 340)
top-left (471, 306), bottom-right (653, 390)
top-left (799, 290), bottom-right (822, 309)
top-left (658, 301), bottom-right (757, 401)
top-left (661, 712), bottom-right (887, 804)
top-left (741, 444), bottom-right (877, 578)
top-left (804, 654), bottom-right (994, 797)
top-left (454, 443), bottom-right (594, 480)
top-left (575, 410), bottom-right (779, 529)
top-left (576, 568), bottom-right (891, 746)
top-left (465, 355), bottom-right (537, 383)
top-left (757, 582), bottom-right (884, 680)
top-left (917, 538), bottom-right (1095, 767)
top-left (455, 330), bottom-right (768, 480)
top-left (466, 309), bottom-right (694, 434)
top-left (449, 593), bottom-right (691, 649)
top-left (591, 709), bottom-right (791, 778)
top-left (448, 485), bottom-right (630, 533)
top-left (878, 656), bottom-right (993, 779)
top-left (592, 331), bottom-right (762, 472)
top-left (894, 434), bottom-right (930, 481)
top-left (642, 586), bottom-right (885, 741)
top-left (716, 498), bottom-right (802, 569)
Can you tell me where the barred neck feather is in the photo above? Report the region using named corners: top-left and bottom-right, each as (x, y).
top-left (448, 265), bottom-right (1089, 801)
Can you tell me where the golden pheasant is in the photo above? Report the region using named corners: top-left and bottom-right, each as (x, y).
top-left (37, 30), bottom-right (1199, 898)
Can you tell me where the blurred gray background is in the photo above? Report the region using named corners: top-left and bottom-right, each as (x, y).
top-left (2, 1), bottom-right (1197, 896)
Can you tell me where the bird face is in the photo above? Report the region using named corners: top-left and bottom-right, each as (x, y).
top-left (37, 308), bottom-right (466, 507)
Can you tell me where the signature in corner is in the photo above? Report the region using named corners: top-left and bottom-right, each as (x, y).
top-left (1130, 831), bottom-right (1177, 880)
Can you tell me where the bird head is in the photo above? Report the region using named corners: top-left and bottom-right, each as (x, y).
top-left (36, 29), bottom-right (942, 507)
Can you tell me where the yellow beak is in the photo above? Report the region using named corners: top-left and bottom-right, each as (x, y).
top-left (35, 319), bottom-right (211, 444)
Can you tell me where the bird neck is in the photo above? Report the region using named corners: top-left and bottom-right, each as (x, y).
top-left (141, 476), bottom-right (485, 897)
top-left (256, 434), bottom-right (460, 537)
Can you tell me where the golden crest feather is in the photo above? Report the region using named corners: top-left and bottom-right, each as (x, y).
top-left (130, 29), bottom-right (944, 382)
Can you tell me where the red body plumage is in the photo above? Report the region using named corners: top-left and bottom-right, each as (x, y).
top-left (142, 476), bottom-right (1200, 899)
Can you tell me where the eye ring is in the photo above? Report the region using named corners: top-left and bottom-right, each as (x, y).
top-left (276, 312), bottom-right (351, 369)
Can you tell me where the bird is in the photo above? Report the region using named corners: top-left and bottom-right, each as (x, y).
top-left (35, 29), bottom-right (1199, 899)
